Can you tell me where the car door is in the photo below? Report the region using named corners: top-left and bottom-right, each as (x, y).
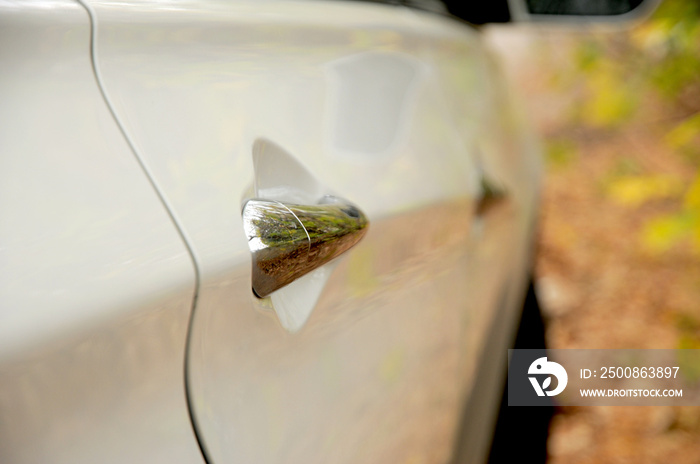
top-left (81, 1), bottom-right (541, 462)
top-left (0, 1), bottom-right (202, 463)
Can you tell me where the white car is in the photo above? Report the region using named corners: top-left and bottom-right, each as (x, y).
top-left (0, 1), bottom-right (654, 463)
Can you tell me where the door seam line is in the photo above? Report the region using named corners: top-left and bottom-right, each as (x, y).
top-left (73, 2), bottom-right (211, 463)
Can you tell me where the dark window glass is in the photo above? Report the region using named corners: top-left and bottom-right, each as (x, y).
top-left (526, 0), bottom-right (645, 16)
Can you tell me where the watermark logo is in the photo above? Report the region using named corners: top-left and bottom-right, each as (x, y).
top-left (528, 357), bottom-right (568, 396)
top-left (509, 349), bottom-right (697, 406)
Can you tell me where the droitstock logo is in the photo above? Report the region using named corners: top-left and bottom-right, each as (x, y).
top-left (528, 357), bottom-right (568, 397)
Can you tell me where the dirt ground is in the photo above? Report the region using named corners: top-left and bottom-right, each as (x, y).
top-left (486, 27), bottom-right (700, 464)
top-left (538, 126), bottom-right (700, 464)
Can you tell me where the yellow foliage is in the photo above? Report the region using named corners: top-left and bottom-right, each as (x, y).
top-left (683, 174), bottom-right (700, 209)
top-left (640, 175), bottom-right (700, 254)
top-left (665, 113), bottom-right (700, 150)
top-left (606, 175), bottom-right (684, 207)
top-left (545, 139), bottom-right (578, 169)
top-left (630, 19), bottom-right (673, 51)
top-left (694, 222), bottom-right (700, 252)
top-left (676, 347), bottom-right (700, 384)
top-left (682, 176), bottom-right (700, 251)
top-left (642, 215), bottom-right (688, 252)
top-left (582, 70), bottom-right (637, 127)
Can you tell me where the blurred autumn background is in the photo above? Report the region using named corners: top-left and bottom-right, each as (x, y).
top-left (487, 0), bottom-right (700, 462)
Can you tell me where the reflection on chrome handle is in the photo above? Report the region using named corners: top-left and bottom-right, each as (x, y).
top-left (242, 196), bottom-right (369, 298)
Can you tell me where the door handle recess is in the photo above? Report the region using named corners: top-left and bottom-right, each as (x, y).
top-left (242, 195), bottom-right (369, 298)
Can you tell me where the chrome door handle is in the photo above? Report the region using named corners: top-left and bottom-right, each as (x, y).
top-left (242, 195), bottom-right (369, 298)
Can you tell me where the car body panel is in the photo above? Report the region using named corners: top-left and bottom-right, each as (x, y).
top-left (0, 1), bottom-right (202, 463)
top-left (81, 1), bottom-right (541, 463)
